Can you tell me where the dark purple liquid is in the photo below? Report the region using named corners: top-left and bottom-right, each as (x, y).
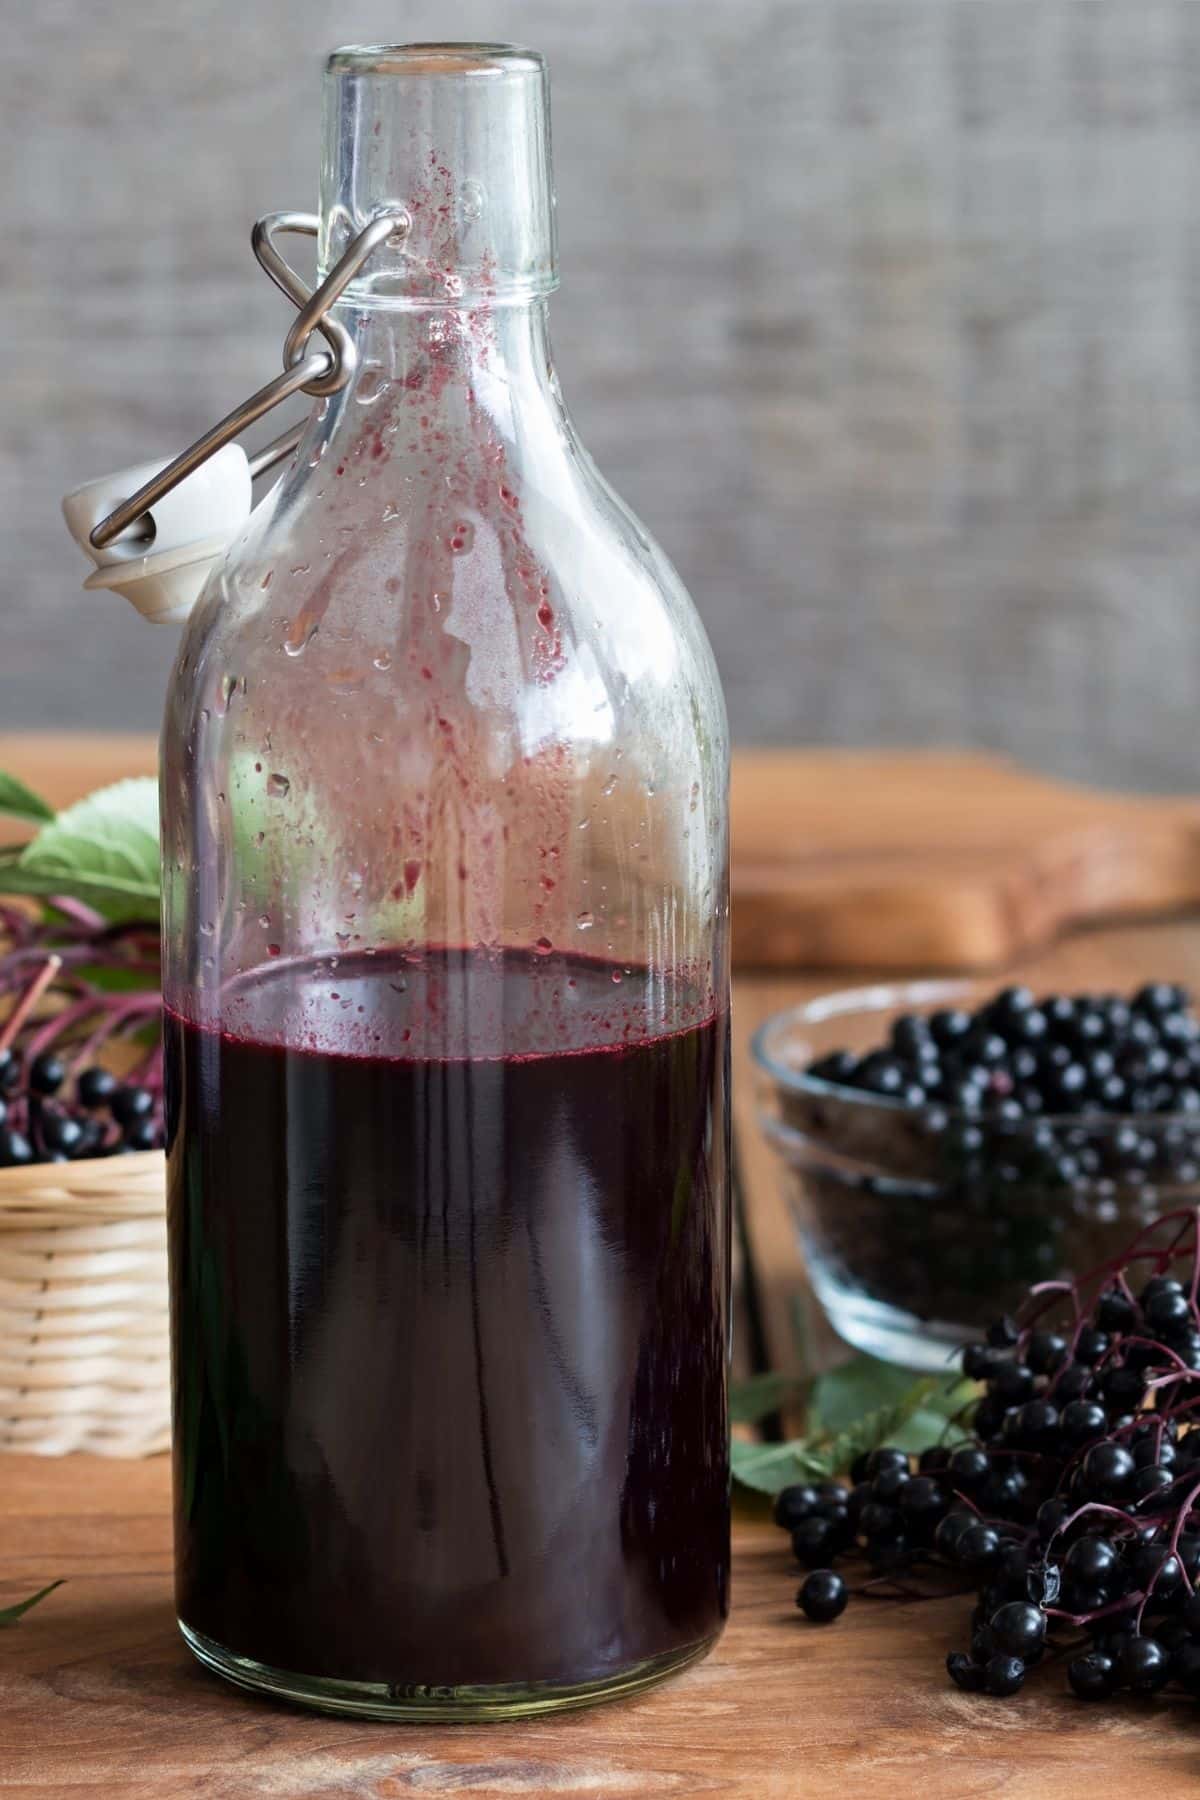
top-left (165, 948), bottom-right (729, 1691)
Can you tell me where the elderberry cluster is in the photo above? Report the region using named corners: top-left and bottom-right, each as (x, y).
top-left (783, 983), bottom-right (1200, 1331)
top-left (810, 982), bottom-right (1200, 1125)
top-left (0, 1047), bottom-right (162, 1166)
top-left (773, 1212), bottom-right (1200, 1704)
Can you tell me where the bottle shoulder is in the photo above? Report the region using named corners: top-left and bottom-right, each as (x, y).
top-left (172, 425), bottom-right (726, 769)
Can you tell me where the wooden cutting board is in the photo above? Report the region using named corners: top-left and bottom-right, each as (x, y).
top-left (732, 749), bottom-right (1200, 970)
top-left (5, 735), bottom-right (1199, 973)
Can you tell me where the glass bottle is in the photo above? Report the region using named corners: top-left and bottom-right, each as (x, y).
top-left (161, 43), bottom-right (730, 1720)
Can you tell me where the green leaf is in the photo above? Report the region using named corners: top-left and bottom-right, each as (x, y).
top-left (812, 1355), bottom-right (977, 1457)
top-left (1, 778), bottom-right (159, 924)
top-left (730, 1353), bottom-right (980, 1496)
top-left (810, 1353), bottom-right (924, 1436)
top-left (816, 1381), bottom-right (940, 1473)
top-left (729, 1371), bottom-right (807, 1425)
top-left (0, 1579), bottom-right (63, 1625)
top-left (730, 1438), bottom-right (831, 1494)
top-left (731, 1384), bottom-right (936, 1494)
top-left (892, 1389), bottom-right (978, 1454)
top-left (0, 771), bottom-right (55, 827)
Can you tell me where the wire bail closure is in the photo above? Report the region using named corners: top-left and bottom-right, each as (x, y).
top-left (87, 208), bottom-right (410, 552)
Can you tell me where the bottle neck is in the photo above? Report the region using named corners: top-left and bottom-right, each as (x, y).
top-left (319, 45), bottom-right (557, 305)
top-left (308, 297), bottom-right (562, 454)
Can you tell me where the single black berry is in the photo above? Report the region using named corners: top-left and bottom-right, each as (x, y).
top-left (948, 1446), bottom-right (990, 1490)
top-left (1144, 1287), bottom-right (1191, 1333)
top-left (1065, 1534), bottom-right (1119, 1585)
top-left (1140, 1274), bottom-right (1183, 1309)
top-left (864, 1446), bottom-right (910, 1480)
top-left (1073, 1327), bottom-right (1110, 1366)
top-left (29, 1052), bottom-right (65, 1096)
top-left (75, 1118), bottom-right (105, 1157)
top-left (797, 1568), bottom-right (847, 1623)
top-left (1035, 1497), bottom-right (1071, 1544)
top-left (1026, 1332), bottom-right (1068, 1375)
top-left (857, 1054), bottom-right (907, 1096)
top-left (1120, 1634), bottom-right (1170, 1693)
top-left (77, 1065), bottom-right (119, 1108)
top-left (110, 1084), bottom-right (154, 1126)
top-left (982, 1652), bottom-right (1025, 1697)
top-left (988, 1601), bottom-right (1046, 1660)
top-left (858, 1501), bottom-right (900, 1541)
top-left (958, 1524), bottom-right (1001, 1576)
top-left (971, 1397), bottom-right (1005, 1440)
top-left (989, 986), bottom-right (1035, 1022)
top-left (1128, 1544), bottom-right (1182, 1601)
top-left (930, 1008), bottom-right (972, 1047)
top-left (889, 1016), bottom-right (932, 1060)
top-left (1083, 1442), bottom-right (1137, 1498)
top-left (40, 1113), bottom-right (84, 1155)
top-left (791, 1517), bottom-right (837, 1567)
top-left (870, 1464), bottom-right (910, 1503)
top-left (1135, 982), bottom-right (1189, 1019)
top-left (0, 1127), bottom-right (33, 1167)
top-left (1061, 1399), bottom-right (1107, 1444)
top-left (1134, 1436), bottom-right (1176, 1470)
top-left (995, 1543), bottom-right (1030, 1597)
top-left (979, 1466), bottom-right (1027, 1513)
top-left (1068, 1652), bottom-right (1117, 1700)
top-left (865, 1532), bottom-right (912, 1571)
top-left (1129, 1465), bottom-right (1177, 1510)
top-left (774, 1484), bottom-right (821, 1530)
top-left (809, 1050), bottom-right (858, 1086)
top-left (897, 1475), bottom-right (947, 1533)
top-left (1102, 1367), bottom-right (1147, 1413)
top-left (946, 1650), bottom-right (985, 1692)
top-left (1052, 1362), bottom-right (1094, 1403)
top-left (989, 1361), bottom-right (1035, 1406)
top-left (123, 1117), bottom-right (160, 1151)
top-left (934, 1509), bottom-right (975, 1560)
top-left (963, 1344), bottom-right (1005, 1381)
top-left (1009, 1399), bottom-right (1059, 1444)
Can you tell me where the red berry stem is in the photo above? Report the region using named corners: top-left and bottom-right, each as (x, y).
top-left (0, 955), bottom-right (63, 1053)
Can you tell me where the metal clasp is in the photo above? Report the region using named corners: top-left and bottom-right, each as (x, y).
top-left (87, 207), bottom-right (410, 552)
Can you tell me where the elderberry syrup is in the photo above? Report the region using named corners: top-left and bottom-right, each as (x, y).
top-left (160, 45), bottom-right (730, 1718)
top-left (165, 950), bottom-right (729, 1703)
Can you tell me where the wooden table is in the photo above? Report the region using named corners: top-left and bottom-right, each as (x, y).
top-left (5, 1452), bottom-right (1197, 1799)
top-left (3, 736), bottom-right (1199, 1796)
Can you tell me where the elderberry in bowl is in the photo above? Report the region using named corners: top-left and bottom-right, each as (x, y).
top-left (752, 979), bottom-right (1200, 1370)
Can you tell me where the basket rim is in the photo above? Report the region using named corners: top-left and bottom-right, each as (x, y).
top-left (0, 1148), bottom-right (164, 1194)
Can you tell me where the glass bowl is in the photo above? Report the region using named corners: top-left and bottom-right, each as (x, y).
top-left (752, 979), bottom-right (1200, 1371)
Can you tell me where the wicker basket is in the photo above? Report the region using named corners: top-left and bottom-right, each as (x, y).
top-left (0, 1150), bottom-right (169, 1456)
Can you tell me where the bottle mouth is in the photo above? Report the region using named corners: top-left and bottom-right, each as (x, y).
top-left (326, 43), bottom-right (545, 78)
top-left (320, 40), bottom-right (558, 307)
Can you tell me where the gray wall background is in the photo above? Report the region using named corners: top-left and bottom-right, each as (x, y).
top-left (6, 0), bottom-right (1200, 789)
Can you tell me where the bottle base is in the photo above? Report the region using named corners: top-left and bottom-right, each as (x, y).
top-left (178, 1619), bottom-right (722, 1721)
